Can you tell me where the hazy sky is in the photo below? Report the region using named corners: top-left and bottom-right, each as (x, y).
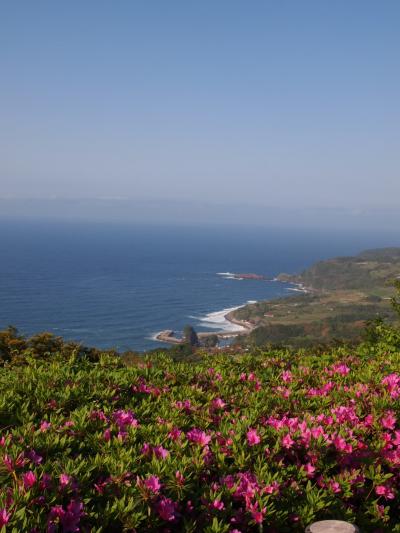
top-left (1, 1), bottom-right (399, 209)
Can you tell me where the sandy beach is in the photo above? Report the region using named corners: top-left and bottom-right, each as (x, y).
top-left (155, 307), bottom-right (254, 345)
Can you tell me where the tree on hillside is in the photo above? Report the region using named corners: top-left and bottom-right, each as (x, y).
top-left (203, 334), bottom-right (219, 348)
top-left (0, 326), bottom-right (26, 364)
top-left (183, 325), bottom-right (199, 347)
top-left (390, 280), bottom-right (400, 318)
top-left (364, 280), bottom-right (400, 349)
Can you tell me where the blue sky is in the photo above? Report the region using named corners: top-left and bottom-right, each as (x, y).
top-left (1, 1), bottom-right (399, 212)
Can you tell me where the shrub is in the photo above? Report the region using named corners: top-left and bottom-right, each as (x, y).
top-left (1, 344), bottom-right (400, 531)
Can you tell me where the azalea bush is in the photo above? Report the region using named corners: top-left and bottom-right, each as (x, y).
top-left (0, 344), bottom-right (400, 532)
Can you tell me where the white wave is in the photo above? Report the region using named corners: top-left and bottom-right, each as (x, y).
top-left (196, 304), bottom-right (247, 332)
top-left (216, 272), bottom-right (243, 280)
top-left (247, 300), bottom-right (257, 304)
top-left (149, 332), bottom-right (164, 341)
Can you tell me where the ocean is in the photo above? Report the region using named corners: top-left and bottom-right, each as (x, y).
top-left (0, 219), bottom-right (399, 352)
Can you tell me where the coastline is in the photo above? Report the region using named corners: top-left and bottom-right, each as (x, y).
top-left (153, 248), bottom-right (400, 350)
top-left (155, 307), bottom-right (255, 345)
top-left (154, 278), bottom-right (306, 346)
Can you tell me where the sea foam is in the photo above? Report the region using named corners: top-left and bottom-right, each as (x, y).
top-left (196, 305), bottom-right (248, 332)
top-left (216, 272), bottom-right (244, 280)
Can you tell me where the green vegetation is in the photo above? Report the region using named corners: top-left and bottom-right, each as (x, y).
top-left (202, 334), bottom-right (219, 348)
top-left (0, 310), bottom-right (400, 531)
top-left (234, 248), bottom-right (400, 348)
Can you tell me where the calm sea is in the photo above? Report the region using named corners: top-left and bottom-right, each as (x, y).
top-left (0, 219), bottom-right (398, 352)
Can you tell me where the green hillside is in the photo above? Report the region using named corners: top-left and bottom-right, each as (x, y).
top-left (233, 248), bottom-right (400, 348)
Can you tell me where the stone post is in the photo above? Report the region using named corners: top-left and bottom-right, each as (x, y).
top-left (305, 520), bottom-right (360, 533)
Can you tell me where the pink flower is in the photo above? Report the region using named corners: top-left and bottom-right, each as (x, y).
top-left (94, 478), bottom-right (111, 495)
top-left (141, 442), bottom-right (152, 456)
top-left (330, 481), bottom-right (341, 493)
top-left (153, 445), bottom-right (169, 460)
top-left (23, 470), bottom-right (37, 489)
top-left (264, 480), bottom-right (280, 494)
top-left (211, 498), bottom-right (225, 511)
top-left (61, 500), bottom-right (84, 532)
top-left (364, 414), bottom-right (374, 427)
top-left (187, 428), bottom-right (212, 447)
top-left (252, 510), bottom-right (266, 524)
top-left (375, 485), bottom-right (395, 499)
top-left (381, 411), bottom-right (397, 430)
top-left (332, 435), bottom-right (352, 453)
top-left (0, 509), bottom-right (11, 528)
top-left (248, 501), bottom-right (266, 524)
top-left (246, 428), bottom-right (261, 446)
top-left (113, 409), bottom-right (138, 430)
top-left (275, 386), bottom-right (291, 398)
top-left (144, 475), bottom-right (161, 493)
top-left (224, 471), bottom-right (260, 501)
top-left (40, 421), bottom-right (51, 432)
top-left (332, 363), bottom-right (350, 375)
top-left (60, 474), bottom-right (72, 488)
top-left (89, 410), bottom-right (107, 422)
top-left (382, 373), bottom-right (400, 396)
top-left (155, 496), bottom-right (178, 521)
top-left (25, 449), bottom-right (43, 465)
top-left (117, 431), bottom-right (127, 442)
top-left (254, 380), bottom-right (262, 391)
top-left (103, 428), bottom-right (111, 441)
top-left (49, 504), bottom-right (65, 520)
top-left (175, 400), bottom-right (192, 413)
top-left (282, 434), bottom-right (294, 449)
top-left (168, 427), bottom-right (182, 441)
top-left (382, 373), bottom-right (400, 386)
top-left (393, 430), bottom-right (400, 446)
top-left (303, 463), bottom-right (316, 478)
top-left (211, 398), bottom-right (226, 410)
top-left (383, 379), bottom-right (400, 398)
top-left (175, 470), bottom-right (185, 485)
top-left (282, 370), bottom-right (293, 383)
top-left (3, 455), bottom-right (13, 472)
top-left (40, 473), bottom-right (52, 490)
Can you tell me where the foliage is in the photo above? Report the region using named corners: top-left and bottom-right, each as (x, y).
top-left (0, 328), bottom-right (117, 368)
top-left (203, 335), bottom-right (219, 348)
top-left (390, 280), bottom-right (400, 319)
top-left (1, 341), bottom-right (400, 531)
top-left (362, 280), bottom-right (400, 352)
